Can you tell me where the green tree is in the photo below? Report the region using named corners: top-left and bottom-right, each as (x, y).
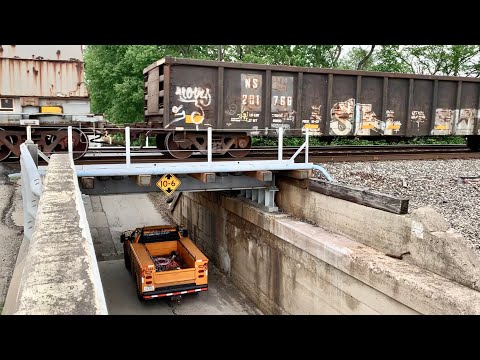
top-left (84, 45), bottom-right (219, 123)
top-left (223, 45), bottom-right (342, 67)
top-left (370, 45), bottom-right (414, 73)
top-left (84, 44), bottom-right (480, 124)
top-left (404, 45), bottom-right (480, 76)
top-left (338, 46), bottom-right (377, 70)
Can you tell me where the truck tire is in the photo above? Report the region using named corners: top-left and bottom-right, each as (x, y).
top-left (124, 243), bottom-right (131, 271)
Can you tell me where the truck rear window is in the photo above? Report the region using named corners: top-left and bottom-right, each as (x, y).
top-left (139, 230), bottom-right (180, 243)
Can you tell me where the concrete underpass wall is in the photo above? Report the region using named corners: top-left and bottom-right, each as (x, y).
top-left (171, 192), bottom-right (480, 315)
top-left (4, 155), bottom-right (107, 315)
top-left (275, 177), bottom-right (480, 292)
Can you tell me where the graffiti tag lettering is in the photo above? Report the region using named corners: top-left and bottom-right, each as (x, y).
top-left (167, 86), bottom-right (212, 128)
top-left (175, 86), bottom-right (211, 107)
top-left (330, 98), bottom-right (354, 135)
top-left (411, 110), bottom-right (426, 129)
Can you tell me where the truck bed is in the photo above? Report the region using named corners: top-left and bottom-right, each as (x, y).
top-left (125, 225), bottom-right (208, 300)
top-left (131, 238), bottom-right (207, 289)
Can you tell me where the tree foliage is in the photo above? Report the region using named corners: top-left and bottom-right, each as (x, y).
top-left (84, 45), bottom-right (480, 124)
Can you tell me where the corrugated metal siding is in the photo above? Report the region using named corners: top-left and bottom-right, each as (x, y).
top-left (0, 45), bottom-right (83, 61)
top-left (0, 58), bottom-right (88, 98)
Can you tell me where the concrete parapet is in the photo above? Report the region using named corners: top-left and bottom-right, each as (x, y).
top-left (6, 154), bottom-right (107, 315)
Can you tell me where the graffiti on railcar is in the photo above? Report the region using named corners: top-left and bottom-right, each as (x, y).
top-left (455, 108), bottom-right (476, 135)
top-left (411, 110), bottom-right (427, 130)
top-left (302, 105), bottom-right (322, 135)
top-left (230, 111), bottom-right (261, 124)
top-left (168, 85), bottom-right (212, 128)
top-left (353, 104), bottom-right (402, 136)
top-left (432, 108), bottom-right (454, 135)
top-left (331, 99), bottom-right (402, 136)
top-left (330, 98), bottom-right (354, 135)
top-left (383, 110), bottom-right (402, 135)
top-left (354, 103), bottom-right (381, 136)
top-left (271, 76), bottom-right (295, 127)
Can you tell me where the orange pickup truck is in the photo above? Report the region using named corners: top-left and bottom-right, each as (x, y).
top-left (121, 225), bottom-right (208, 302)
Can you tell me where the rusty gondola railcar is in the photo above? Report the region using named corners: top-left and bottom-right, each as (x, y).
top-left (144, 57), bottom-right (480, 158)
top-left (0, 45), bottom-right (110, 161)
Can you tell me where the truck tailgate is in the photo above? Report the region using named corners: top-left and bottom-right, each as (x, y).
top-left (154, 268), bottom-right (196, 286)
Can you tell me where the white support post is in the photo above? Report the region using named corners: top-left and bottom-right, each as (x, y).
top-left (125, 127), bottom-right (131, 167)
top-left (26, 125), bottom-right (32, 143)
top-left (67, 126), bottom-right (73, 158)
top-left (278, 126), bottom-right (283, 161)
top-left (305, 128), bottom-right (309, 163)
top-left (146, 136), bottom-right (149, 147)
top-left (207, 126), bottom-right (212, 163)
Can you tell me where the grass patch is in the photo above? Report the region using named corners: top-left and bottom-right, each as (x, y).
top-left (252, 136), bottom-right (466, 146)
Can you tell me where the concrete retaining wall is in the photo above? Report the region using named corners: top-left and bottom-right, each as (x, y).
top-left (4, 154), bottom-right (107, 315)
top-left (275, 177), bottom-right (480, 292)
top-left (171, 191), bottom-right (480, 315)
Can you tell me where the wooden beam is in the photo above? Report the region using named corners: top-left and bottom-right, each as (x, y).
top-left (80, 177), bottom-right (94, 189)
top-left (308, 179), bottom-right (409, 214)
top-left (136, 174), bottom-right (151, 186)
top-left (244, 171), bottom-right (273, 182)
top-left (189, 172), bottom-right (216, 183)
top-left (282, 170), bottom-right (313, 180)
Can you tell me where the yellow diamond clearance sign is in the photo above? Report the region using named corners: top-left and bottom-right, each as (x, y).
top-left (156, 174), bottom-right (181, 195)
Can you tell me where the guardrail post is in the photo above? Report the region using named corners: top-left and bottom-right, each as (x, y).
top-left (25, 125), bottom-right (38, 167)
top-left (68, 126), bottom-right (73, 159)
top-left (26, 125), bottom-right (32, 142)
top-left (125, 126), bottom-right (131, 167)
top-left (207, 127), bottom-right (212, 163)
top-left (305, 128), bottom-right (309, 163)
top-left (278, 126), bottom-right (283, 161)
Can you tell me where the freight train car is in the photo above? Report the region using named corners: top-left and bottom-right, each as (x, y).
top-left (144, 57), bottom-right (480, 158)
top-left (0, 45), bottom-right (110, 161)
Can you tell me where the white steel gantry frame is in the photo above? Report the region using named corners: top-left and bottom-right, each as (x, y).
top-left (29, 125), bottom-right (333, 212)
top-left (36, 126), bottom-right (315, 177)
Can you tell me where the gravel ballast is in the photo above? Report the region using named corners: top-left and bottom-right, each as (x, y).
top-left (315, 159), bottom-right (480, 251)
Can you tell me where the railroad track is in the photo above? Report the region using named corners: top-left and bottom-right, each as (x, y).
top-left (252, 144), bottom-right (480, 162)
top-left (64, 144), bottom-right (479, 165)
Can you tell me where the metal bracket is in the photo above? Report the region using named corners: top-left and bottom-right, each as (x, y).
top-left (238, 186), bottom-right (279, 213)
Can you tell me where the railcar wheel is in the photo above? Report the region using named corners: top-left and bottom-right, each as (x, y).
top-left (156, 133), bottom-right (167, 154)
top-left (47, 128), bottom-right (89, 160)
top-left (227, 136), bottom-right (251, 158)
top-left (0, 128), bottom-right (13, 162)
top-left (165, 132), bottom-right (193, 159)
top-left (59, 129), bottom-right (89, 160)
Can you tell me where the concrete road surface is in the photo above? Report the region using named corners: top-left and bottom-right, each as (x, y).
top-left (84, 194), bottom-right (169, 261)
top-left (91, 193), bottom-right (262, 315)
top-left (98, 259), bottom-right (262, 315)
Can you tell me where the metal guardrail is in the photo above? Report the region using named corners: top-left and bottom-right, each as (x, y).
top-left (20, 143), bottom-right (42, 244)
